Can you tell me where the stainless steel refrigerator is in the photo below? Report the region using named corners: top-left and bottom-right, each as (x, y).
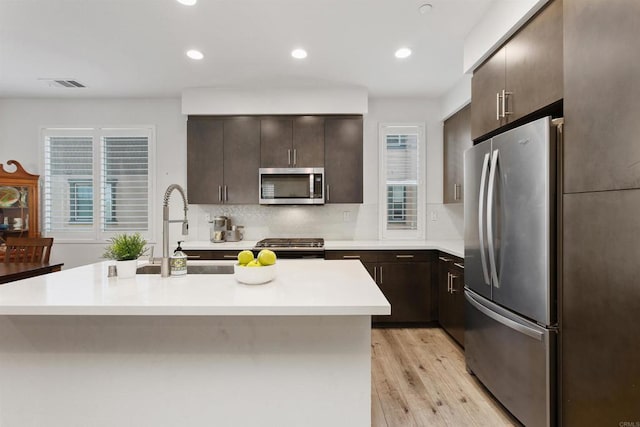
top-left (464, 116), bottom-right (559, 427)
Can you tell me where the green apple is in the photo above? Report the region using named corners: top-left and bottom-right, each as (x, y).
top-left (246, 259), bottom-right (261, 267)
top-left (257, 249), bottom-right (277, 266)
top-left (237, 250), bottom-right (254, 265)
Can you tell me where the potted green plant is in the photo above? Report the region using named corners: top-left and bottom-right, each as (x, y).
top-left (103, 233), bottom-right (148, 278)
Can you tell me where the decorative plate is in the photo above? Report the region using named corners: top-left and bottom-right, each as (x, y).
top-left (0, 186), bottom-right (20, 207)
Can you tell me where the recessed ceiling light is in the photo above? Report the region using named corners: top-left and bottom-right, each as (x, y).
top-left (291, 49), bottom-right (308, 59)
top-left (419, 3), bottom-right (433, 14)
top-left (177, 0), bottom-right (197, 5)
top-left (395, 48), bottom-right (412, 59)
top-left (186, 49), bottom-right (204, 60)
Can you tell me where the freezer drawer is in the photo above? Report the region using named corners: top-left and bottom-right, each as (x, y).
top-left (465, 290), bottom-right (556, 427)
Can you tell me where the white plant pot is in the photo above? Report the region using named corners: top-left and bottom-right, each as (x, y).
top-left (116, 259), bottom-right (138, 279)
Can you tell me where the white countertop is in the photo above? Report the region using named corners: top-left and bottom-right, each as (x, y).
top-left (182, 239), bottom-right (464, 258)
top-left (0, 259), bottom-right (390, 317)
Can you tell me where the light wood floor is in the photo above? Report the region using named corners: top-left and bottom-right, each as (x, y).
top-left (371, 328), bottom-right (519, 427)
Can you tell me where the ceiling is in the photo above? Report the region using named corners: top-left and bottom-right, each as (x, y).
top-left (0, 0), bottom-right (498, 99)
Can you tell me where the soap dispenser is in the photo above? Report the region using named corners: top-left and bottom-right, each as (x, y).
top-left (170, 241), bottom-right (187, 276)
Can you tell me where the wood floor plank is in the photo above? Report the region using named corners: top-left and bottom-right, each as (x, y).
top-left (371, 327), bottom-right (518, 427)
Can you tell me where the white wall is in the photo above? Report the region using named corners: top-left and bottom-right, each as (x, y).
top-left (0, 96), bottom-right (462, 268)
top-left (0, 98), bottom-right (186, 268)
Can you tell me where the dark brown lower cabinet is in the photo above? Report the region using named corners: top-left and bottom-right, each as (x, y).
top-left (437, 254), bottom-right (465, 347)
top-left (325, 250), bottom-right (436, 324)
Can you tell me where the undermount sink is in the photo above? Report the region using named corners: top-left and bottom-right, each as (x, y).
top-left (136, 264), bottom-right (234, 275)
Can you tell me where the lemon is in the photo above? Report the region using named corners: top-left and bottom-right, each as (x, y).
top-left (246, 259), bottom-right (261, 267)
top-left (237, 250), bottom-right (254, 265)
top-left (257, 249), bottom-right (277, 266)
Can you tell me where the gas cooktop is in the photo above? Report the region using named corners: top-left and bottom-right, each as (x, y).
top-left (254, 238), bottom-right (324, 250)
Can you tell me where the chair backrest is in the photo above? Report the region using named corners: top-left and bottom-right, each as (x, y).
top-left (4, 237), bottom-right (54, 264)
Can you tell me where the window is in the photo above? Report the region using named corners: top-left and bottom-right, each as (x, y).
top-left (42, 128), bottom-right (153, 241)
top-left (379, 124), bottom-right (425, 239)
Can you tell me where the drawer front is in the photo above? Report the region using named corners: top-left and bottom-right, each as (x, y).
top-left (376, 250), bottom-right (434, 263)
top-left (324, 250), bottom-right (379, 263)
top-left (183, 250), bottom-right (240, 261)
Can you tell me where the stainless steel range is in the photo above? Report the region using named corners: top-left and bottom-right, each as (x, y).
top-left (253, 238), bottom-right (324, 259)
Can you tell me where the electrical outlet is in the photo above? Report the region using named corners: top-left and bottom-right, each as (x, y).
top-left (430, 211), bottom-right (438, 221)
top-left (343, 211), bottom-right (351, 222)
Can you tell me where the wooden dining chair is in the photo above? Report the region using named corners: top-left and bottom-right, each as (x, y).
top-left (3, 237), bottom-right (54, 263)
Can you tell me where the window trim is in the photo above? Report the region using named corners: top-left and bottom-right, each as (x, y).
top-left (378, 123), bottom-right (426, 240)
top-left (40, 126), bottom-right (156, 243)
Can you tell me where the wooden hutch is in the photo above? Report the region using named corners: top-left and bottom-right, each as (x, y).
top-left (0, 160), bottom-right (40, 242)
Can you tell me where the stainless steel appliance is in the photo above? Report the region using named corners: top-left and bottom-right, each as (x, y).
top-left (253, 238), bottom-right (324, 259)
top-left (259, 168), bottom-right (324, 205)
top-left (464, 116), bottom-right (560, 427)
top-left (210, 216), bottom-right (228, 243)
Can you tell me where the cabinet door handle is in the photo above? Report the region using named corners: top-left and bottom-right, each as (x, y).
top-left (396, 254), bottom-right (414, 259)
top-left (224, 185), bottom-right (228, 202)
top-left (326, 184), bottom-right (330, 202)
top-left (379, 266), bottom-right (383, 284)
top-left (496, 92), bottom-right (501, 120)
top-left (453, 262), bottom-right (465, 269)
top-left (454, 183), bottom-right (461, 201)
top-left (293, 149), bottom-right (297, 166)
top-left (450, 274), bottom-right (460, 293)
top-left (447, 272), bottom-right (452, 293)
top-left (439, 257), bottom-right (452, 262)
top-left (218, 185), bottom-right (222, 202)
top-left (343, 255), bottom-right (361, 259)
top-left (502, 90), bottom-right (513, 117)
top-left (373, 266), bottom-right (377, 283)
top-left (288, 149), bottom-right (292, 166)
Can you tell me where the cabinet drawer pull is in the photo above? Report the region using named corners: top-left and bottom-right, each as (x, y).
top-left (342, 255), bottom-right (361, 259)
top-left (396, 254), bottom-right (414, 259)
top-left (223, 255), bottom-right (237, 259)
top-left (186, 255), bottom-right (201, 259)
top-left (439, 257), bottom-right (452, 262)
top-left (453, 262), bottom-right (465, 269)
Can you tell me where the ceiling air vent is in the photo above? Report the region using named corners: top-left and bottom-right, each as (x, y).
top-left (39, 78), bottom-right (86, 88)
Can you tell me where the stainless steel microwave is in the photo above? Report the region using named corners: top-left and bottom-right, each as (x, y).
top-left (259, 168), bottom-right (325, 205)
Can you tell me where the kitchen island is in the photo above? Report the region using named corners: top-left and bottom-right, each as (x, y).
top-left (0, 259), bottom-right (389, 427)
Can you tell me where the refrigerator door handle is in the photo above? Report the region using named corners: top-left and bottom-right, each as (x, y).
top-left (465, 292), bottom-right (544, 341)
top-left (487, 149), bottom-right (500, 288)
top-left (478, 152), bottom-right (491, 286)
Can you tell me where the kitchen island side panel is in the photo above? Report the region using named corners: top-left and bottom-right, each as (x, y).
top-left (0, 315), bottom-right (372, 427)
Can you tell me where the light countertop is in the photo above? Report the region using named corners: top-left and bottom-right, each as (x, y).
top-left (0, 259), bottom-right (390, 317)
top-left (182, 239), bottom-right (464, 258)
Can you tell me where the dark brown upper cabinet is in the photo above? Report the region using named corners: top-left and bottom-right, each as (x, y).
top-left (187, 116), bottom-right (260, 205)
top-left (444, 104), bottom-right (472, 204)
top-left (471, 0), bottom-right (563, 140)
top-left (260, 116), bottom-right (325, 168)
top-left (563, 0), bottom-right (640, 193)
top-left (324, 116), bottom-right (363, 203)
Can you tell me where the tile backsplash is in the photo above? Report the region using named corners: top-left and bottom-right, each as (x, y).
top-left (187, 202), bottom-right (463, 242)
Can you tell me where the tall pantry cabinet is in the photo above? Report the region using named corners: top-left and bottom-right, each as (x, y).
top-left (561, 0), bottom-right (640, 425)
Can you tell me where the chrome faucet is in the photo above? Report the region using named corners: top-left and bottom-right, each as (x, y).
top-left (161, 184), bottom-right (189, 277)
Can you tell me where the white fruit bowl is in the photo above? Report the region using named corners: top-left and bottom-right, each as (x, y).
top-left (234, 263), bottom-right (276, 285)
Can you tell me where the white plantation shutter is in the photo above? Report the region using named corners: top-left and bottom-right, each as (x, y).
top-left (42, 128), bottom-right (153, 241)
top-left (102, 135), bottom-right (149, 232)
top-left (379, 124), bottom-right (425, 239)
top-left (44, 134), bottom-right (94, 237)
